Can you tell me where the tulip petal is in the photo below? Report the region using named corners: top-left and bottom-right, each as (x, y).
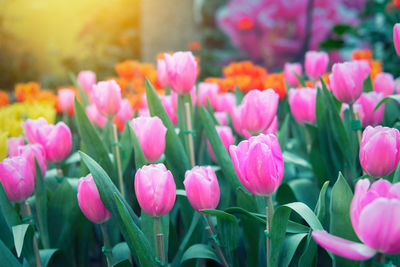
top-left (312, 230), bottom-right (376, 260)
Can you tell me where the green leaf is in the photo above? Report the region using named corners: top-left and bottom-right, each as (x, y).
top-left (375, 94), bottom-right (400, 111)
top-left (294, 73), bottom-right (306, 87)
top-left (69, 72), bottom-right (89, 107)
top-left (287, 179), bottom-right (320, 209)
top-left (181, 244), bottom-right (220, 264)
top-left (282, 151), bottom-right (312, 169)
top-left (393, 159), bottom-right (400, 183)
top-left (112, 242), bottom-right (130, 266)
top-left (234, 85), bottom-right (244, 104)
top-left (128, 124), bottom-right (146, 169)
top-left (199, 106), bottom-right (242, 189)
top-left (0, 239), bottom-right (21, 267)
top-left (114, 193), bottom-right (155, 267)
top-left (0, 182), bottom-right (21, 227)
top-left (39, 249), bottom-right (61, 267)
top-left (0, 211), bottom-right (13, 249)
top-left (280, 233), bottom-right (308, 267)
top-left (12, 224), bottom-right (31, 257)
top-left (362, 75), bottom-right (373, 92)
top-left (73, 98), bottom-right (115, 181)
top-left (329, 172), bottom-right (359, 267)
top-left (145, 79), bottom-right (190, 184)
top-left (141, 213), bottom-right (170, 262)
top-left (34, 159), bottom-right (50, 249)
top-left (224, 207), bottom-right (266, 225)
top-left (277, 114), bottom-right (290, 150)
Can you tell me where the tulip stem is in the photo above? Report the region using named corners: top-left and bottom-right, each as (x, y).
top-left (20, 202), bottom-right (42, 267)
top-left (266, 195), bottom-right (274, 267)
top-left (111, 124), bottom-right (125, 198)
top-left (204, 216), bottom-right (229, 267)
top-left (153, 216), bottom-right (165, 265)
top-left (100, 223), bottom-right (113, 267)
top-left (184, 102), bottom-right (195, 167)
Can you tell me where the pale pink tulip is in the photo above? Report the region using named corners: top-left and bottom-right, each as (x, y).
top-left (164, 52), bottom-right (198, 94)
top-left (197, 82), bottom-right (219, 109)
top-left (374, 72), bottom-right (395, 96)
top-left (305, 51), bottom-right (329, 80)
top-left (58, 89), bottom-right (75, 114)
top-left (78, 71), bottom-right (96, 94)
top-left (288, 88), bottom-right (317, 124)
top-left (7, 137), bottom-right (24, 157)
top-left (86, 105), bottom-right (107, 129)
top-left (92, 80), bottom-right (122, 117)
top-left (207, 126), bottom-right (235, 162)
top-left (284, 63), bottom-right (302, 86)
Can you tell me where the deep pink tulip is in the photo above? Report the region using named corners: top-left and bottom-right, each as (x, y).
top-left (58, 89), bottom-right (75, 114)
top-left (313, 179), bottom-right (400, 260)
top-left (77, 174), bottom-right (111, 224)
top-left (184, 166), bottom-right (220, 213)
top-left (304, 51), bottom-right (329, 80)
top-left (43, 122), bottom-right (72, 162)
top-left (353, 92), bottom-right (385, 127)
top-left (157, 59), bottom-right (169, 87)
top-left (374, 72), bottom-right (395, 96)
top-left (239, 89), bottom-right (279, 135)
top-left (22, 117), bottom-right (50, 144)
top-left (284, 63), bottom-right (302, 86)
top-left (229, 133), bottom-right (284, 195)
top-left (207, 126), bottom-right (235, 162)
top-left (78, 71), bottom-right (96, 94)
top-left (394, 24), bottom-right (400, 56)
top-left (17, 144), bottom-right (47, 177)
top-left (134, 164), bottom-right (176, 217)
top-left (216, 92), bottom-right (236, 115)
top-left (162, 95), bottom-right (177, 125)
top-left (197, 82), bottom-right (219, 109)
top-left (86, 105), bottom-right (107, 129)
top-left (330, 60), bottom-right (370, 103)
top-left (92, 80), bottom-right (122, 117)
top-left (164, 52), bottom-right (198, 94)
top-left (7, 137), bottom-right (24, 157)
top-left (359, 126), bottom-right (400, 177)
top-left (214, 112), bottom-right (228, 126)
top-left (0, 156), bottom-right (35, 202)
top-left (131, 117), bottom-right (167, 163)
top-left (288, 88), bottom-right (317, 124)
top-left (116, 99), bottom-right (134, 123)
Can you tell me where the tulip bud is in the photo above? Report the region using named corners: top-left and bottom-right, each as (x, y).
top-left (86, 105), bottom-right (107, 129)
top-left (164, 52), bottom-right (198, 94)
top-left (305, 51), bottom-right (329, 80)
top-left (22, 117), bottom-right (50, 144)
top-left (184, 166), bottom-right (220, 213)
top-left (162, 95), bottom-right (177, 125)
top-left (330, 60), bottom-right (370, 103)
top-left (42, 122), bottom-right (72, 162)
top-left (284, 63), bottom-right (302, 86)
top-left (92, 80), bottom-right (122, 117)
top-left (288, 88), bottom-right (317, 124)
top-left (157, 59), bottom-right (169, 87)
top-left (131, 117), bottom-right (167, 163)
top-left (18, 144), bottom-right (47, 177)
top-left (394, 23), bottom-right (400, 56)
top-left (116, 99), bottom-right (134, 124)
top-left (58, 89), bottom-right (75, 114)
top-left (0, 156), bottom-right (35, 202)
top-left (216, 92), bottom-right (236, 115)
top-left (374, 72), bottom-right (395, 96)
top-left (134, 164), bottom-right (176, 216)
top-left (214, 112), bottom-right (228, 126)
top-left (8, 137), bottom-right (24, 157)
top-left (77, 71), bottom-right (96, 94)
top-left (229, 133), bottom-right (284, 195)
top-left (239, 89), bottom-right (279, 135)
top-left (359, 126), bottom-right (400, 177)
top-left (207, 126), bottom-right (234, 162)
top-left (242, 116), bottom-right (279, 139)
top-left (138, 108), bottom-right (150, 117)
top-left (353, 92), bottom-right (385, 127)
top-left (197, 82), bottom-right (219, 108)
top-left (77, 174), bottom-right (111, 223)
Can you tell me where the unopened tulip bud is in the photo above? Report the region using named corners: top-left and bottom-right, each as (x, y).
top-left (284, 63), bottom-right (302, 86)
top-left (197, 82), bottom-right (219, 109)
top-left (288, 88), bottom-right (317, 124)
top-left (157, 59), bottom-right (169, 87)
top-left (374, 72), bottom-right (395, 96)
top-left (43, 122), bottom-right (72, 162)
top-left (7, 137), bottom-right (24, 157)
top-left (164, 52), bottom-right (198, 94)
top-left (86, 105), bottom-right (107, 129)
top-left (92, 80), bottom-right (122, 117)
top-left (58, 89), bottom-right (75, 114)
top-left (77, 71), bottom-right (96, 94)
top-left (207, 126), bottom-right (234, 162)
top-left (305, 51), bottom-right (329, 80)
top-left (18, 144), bottom-right (47, 177)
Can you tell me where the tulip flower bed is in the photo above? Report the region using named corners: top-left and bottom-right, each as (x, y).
top-left (3, 27), bottom-right (400, 267)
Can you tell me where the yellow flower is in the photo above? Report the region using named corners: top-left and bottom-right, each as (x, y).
top-left (0, 131), bottom-right (7, 161)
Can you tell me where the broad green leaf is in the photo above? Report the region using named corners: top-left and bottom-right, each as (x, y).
top-left (294, 73), bottom-right (306, 87)
top-left (64, 152), bottom-right (80, 165)
top-left (0, 239), bottom-right (21, 267)
top-left (73, 98), bottom-right (115, 181)
top-left (362, 75), bottom-right (373, 92)
top-left (34, 159), bottom-right (50, 249)
top-left (283, 151), bottom-right (312, 169)
top-left (234, 85), bottom-right (244, 104)
top-left (12, 224), bottom-right (30, 257)
top-left (224, 207), bottom-right (265, 225)
top-left (287, 179), bottom-right (320, 209)
top-left (0, 211), bottom-right (13, 248)
top-left (0, 182), bottom-right (21, 227)
top-left (114, 193), bottom-right (155, 267)
top-left (277, 114), bottom-right (290, 150)
top-left (199, 107), bottom-right (242, 189)
top-left (181, 244), bottom-right (220, 264)
top-left (39, 249), bottom-right (61, 267)
top-left (119, 123), bottom-right (134, 171)
top-left (374, 94), bottom-right (400, 110)
top-left (280, 233), bottom-right (308, 267)
top-left (112, 242), bottom-right (130, 266)
top-left (128, 124), bottom-right (146, 169)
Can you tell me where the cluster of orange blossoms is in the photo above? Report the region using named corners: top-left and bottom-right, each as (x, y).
top-left (351, 49), bottom-right (382, 80)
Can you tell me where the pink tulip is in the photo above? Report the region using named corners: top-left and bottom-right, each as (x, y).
top-left (232, 107), bottom-right (243, 135)
top-left (184, 166), bottom-right (220, 213)
top-left (207, 126), bottom-right (235, 162)
top-left (330, 60), bottom-right (370, 103)
top-left (77, 174), bottom-right (111, 224)
top-left (17, 144), bottom-right (47, 177)
top-left (374, 72), bottom-right (395, 96)
top-left (239, 89), bottom-right (279, 135)
top-left (131, 117), bottom-right (167, 163)
top-left (92, 80), bottom-right (122, 117)
top-left (157, 59), bottom-right (169, 87)
top-left (116, 99), bottom-right (134, 123)
top-left (353, 92), bottom-right (385, 127)
top-left (0, 156), bottom-right (35, 202)
top-left (216, 92), bottom-right (236, 115)
top-left (214, 112), bottom-right (228, 126)
top-left (197, 82), bottom-right (219, 109)
top-left (58, 89), bottom-right (75, 114)
top-left (359, 126), bottom-right (400, 177)
top-left (162, 95), bottom-right (177, 125)
top-left (134, 164), bottom-right (176, 217)
top-left (304, 51), bottom-right (329, 80)
top-left (22, 117), bottom-right (50, 144)
top-left (284, 63), bottom-right (302, 86)
top-left (77, 71), bottom-right (96, 94)
top-left (394, 23), bottom-right (400, 56)
top-left (138, 108), bottom-right (150, 117)
top-left (242, 116), bottom-right (278, 139)
top-left (164, 52), bottom-right (198, 94)
top-left (288, 88), bottom-right (317, 124)
top-left (313, 179), bottom-right (400, 260)
top-left (229, 133), bottom-right (284, 195)
top-left (86, 105), bottom-right (107, 129)
top-left (44, 122), bottom-right (72, 162)
top-left (7, 137), bottom-right (24, 157)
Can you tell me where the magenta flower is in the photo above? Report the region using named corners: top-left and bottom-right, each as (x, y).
top-left (92, 80), bottom-right (122, 118)
top-left (304, 51), bottom-right (329, 80)
top-left (77, 70), bottom-right (96, 94)
top-left (207, 126), bottom-right (235, 162)
top-left (288, 88), bottom-right (317, 124)
top-left (164, 52), bottom-right (197, 95)
top-left (374, 72), bottom-right (395, 96)
top-left (284, 63), bottom-right (302, 87)
top-left (394, 23), bottom-right (400, 56)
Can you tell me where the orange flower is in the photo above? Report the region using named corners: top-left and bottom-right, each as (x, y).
top-left (237, 16), bottom-right (254, 30)
top-left (263, 73), bottom-right (286, 99)
top-left (352, 49), bottom-right (373, 61)
top-left (370, 60), bottom-right (382, 81)
top-left (127, 93), bottom-right (144, 110)
top-left (188, 41), bottom-right (201, 51)
top-left (0, 91), bottom-right (9, 107)
top-left (115, 60), bottom-right (141, 80)
top-left (15, 82), bottom-right (40, 102)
